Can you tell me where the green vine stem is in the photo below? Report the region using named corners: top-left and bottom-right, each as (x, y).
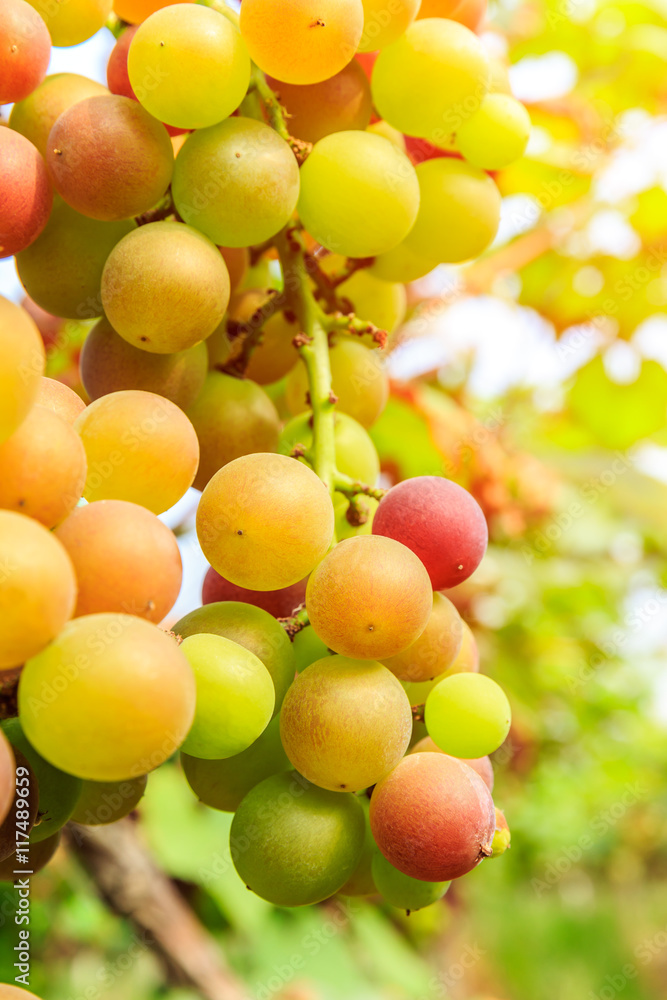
top-left (278, 605), bottom-right (310, 638)
top-left (333, 471), bottom-right (387, 502)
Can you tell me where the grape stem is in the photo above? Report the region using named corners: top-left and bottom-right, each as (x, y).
top-left (411, 704), bottom-right (425, 723)
top-left (333, 472), bottom-right (387, 502)
top-left (250, 68), bottom-right (313, 163)
top-left (324, 311), bottom-right (388, 349)
top-left (278, 605), bottom-right (310, 638)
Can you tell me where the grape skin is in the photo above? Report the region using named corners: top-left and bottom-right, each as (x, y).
top-left (36, 378), bottom-right (86, 426)
top-left (425, 672), bottom-right (512, 758)
top-left (70, 775), bottom-right (147, 825)
top-left (0, 130), bottom-right (52, 258)
top-left (10, 73), bottom-right (108, 159)
top-left (0, 0), bottom-right (51, 105)
top-left (0, 297), bottom-right (45, 444)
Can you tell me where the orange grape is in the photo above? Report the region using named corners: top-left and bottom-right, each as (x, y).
top-left (9, 73), bottom-right (108, 159)
top-left (36, 378), bottom-right (86, 425)
top-left (0, 295), bottom-right (45, 444)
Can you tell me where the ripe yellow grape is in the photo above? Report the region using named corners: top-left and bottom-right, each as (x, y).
top-left (0, 405), bottom-right (87, 528)
top-left (26, 0), bottom-right (112, 47)
top-left (128, 5), bottom-right (251, 129)
top-left (457, 93), bottom-right (531, 170)
top-left (370, 240), bottom-right (439, 283)
top-left (306, 535), bottom-right (433, 659)
top-left (187, 372), bottom-right (281, 491)
top-left (240, 0), bottom-right (364, 85)
top-left (0, 295), bottom-right (45, 444)
top-left (74, 389), bottom-right (200, 514)
top-left (367, 119), bottom-right (406, 149)
top-left (196, 453), bottom-right (334, 591)
top-left (404, 158), bottom-right (501, 263)
top-left (10, 73), bottom-right (108, 159)
top-left (371, 19), bottom-right (490, 140)
top-left (0, 510), bottom-right (77, 670)
top-left (357, 0), bottom-right (421, 52)
top-left (337, 268), bottom-right (407, 334)
top-left (19, 614), bottom-right (196, 782)
top-left (36, 377), bottom-right (86, 426)
top-left (298, 131), bottom-right (420, 258)
top-left (173, 118), bottom-right (301, 248)
top-left (286, 339), bottom-right (389, 429)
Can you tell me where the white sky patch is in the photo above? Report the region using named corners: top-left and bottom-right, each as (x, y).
top-left (509, 51), bottom-right (579, 103)
top-left (633, 316), bottom-right (667, 367)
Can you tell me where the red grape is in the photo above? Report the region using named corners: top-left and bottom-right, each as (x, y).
top-left (0, 129), bottom-right (52, 258)
top-left (202, 567), bottom-right (307, 618)
top-left (0, 0), bottom-right (51, 105)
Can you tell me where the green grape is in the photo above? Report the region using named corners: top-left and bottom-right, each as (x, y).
top-left (245, 310), bottom-right (301, 386)
top-left (0, 829), bottom-right (60, 883)
top-left (297, 131), bottom-right (420, 258)
top-left (266, 60), bottom-right (372, 143)
top-left (1, 718), bottom-right (82, 843)
top-left (334, 493), bottom-right (379, 540)
top-left (0, 295), bottom-right (45, 444)
top-left (491, 807), bottom-right (511, 857)
top-left (128, 5), bottom-right (250, 130)
top-left (75, 389), bottom-right (200, 514)
top-left (205, 318), bottom-right (233, 370)
top-left (336, 268), bottom-right (407, 334)
top-left (81, 317), bottom-right (208, 410)
top-left (10, 73), bottom-right (108, 159)
top-left (26, 0), bottom-right (111, 46)
top-left (0, 731), bottom-right (13, 827)
top-left (404, 158), bottom-right (501, 264)
top-left (239, 0), bottom-right (364, 86)
top-left (382, 592), bottom-right (463, 683)
top-left (230, 772), bottom-right (365, 906)
top-left (280, 655), bottom-right (412, 792)
top-left (101, 222), bottom-right (230, 354)
top-left (0, 404), bottom-right (87, 529)
top-left (181, 715), bottom-right (289, 812)
top-left (425, 673), bottom-right (511, 758)
top-left (187, 372), bottom-right (281, 491)
top-left (292, 626), bottom-right (331, 673)
top-left (286, 339), bottom-right (389, 428)
top-left (70, 775), bottom-right (147, 825)
top-left (457, 93), bottom-right (531, 170)
top-left (180, 633), bottom-right (274, 760)
top-left (0, 750), bottom-right (38, 862)
top-left (371, 19), bottom-right (490, 139)
top-left (358, 0), bottom-right (420, 51)
top-left (55, 499), bottom-right (182, 622)
top-left (338, 795), bottom-right (377, 896)
top-left (16, 200), bottom-right (134, 320)
top-left (370, 240), bottom-right (439, 284)
top-left (19, 614), bottom-right (196, 782)
top-left (307, 535), bottom-right (432, 660)
top-left (196, 453), bottom-right (335, 591)
top-left (174, 601), bottom-right (296, 715)
top-left (279, 410), bottom-right (380, 484)
top-left (173, 118), bottom-right (300, 248)
top-left (0, 510), bottom-right (76, 670)
top-left (403, 619), bottom-right (479, 703)
top-left (45, 95), bottom-right (173, 222)
top-left (372, 852), bottom-right (450, 912)
top-left (36, 377), bottom-right (86, 426)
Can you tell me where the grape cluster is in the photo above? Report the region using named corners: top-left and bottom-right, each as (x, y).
top-left (0, 0), bottom-right (523, 913)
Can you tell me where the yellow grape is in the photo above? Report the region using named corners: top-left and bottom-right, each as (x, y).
top-left (10, 73), bottom-right (108, 159)
top-left (26, 0), bottom-right (112, 46)
top-left (128, 5), bottom-right (251, 129)
top-left (0, 510), bottom-right (76, 670)
top-left (370, 239), bottom-right (439, 283)
top-left (36, 377), bottom-right (86, 426)
top-left (298, 130), bottom-right (419, 258)
top-left (337, 268), bottom-right (407, 333)
top-left (240, 0), bottom-right (364, 85)
top-left (371, 19), bottom-right (490, 140)
top-left (75, 389), bottom-right (200, 514)
top-left (366, 119), bottom-right (406, 150)
top-left (280, 410), bottom-right (380, 485)
top-left (404, 158), bottom-right (501, 263)
top-left (457, 93), bottom-right (531, 170)
top-left (0, 295), bottom-right (45, 444)
top-left (196, 453), bottom-right (334, 591)
top-left (114, 0), bottom-right (190, 23)
top-left (286, 339), bottom-right (389, 428)
top-left (357, 0), bottom-right (421, 52)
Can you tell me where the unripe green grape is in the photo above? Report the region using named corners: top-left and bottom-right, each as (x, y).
top-left (404, 158), bottom-right (501, 263)
top-left (337, 268), bottom-right (407, 334)
top-left (81, 318), bottom-right (208, 410)
top-left (75, 390), bottom-right (199, 514)
top-left (293, 626), bottom-right (331, 673)
top-left (0, 296), bottom-right (45, 445)
top-left (26, 0), bottom-right (111, 47)
top-left (174, 601), bottom-right (296, 715)
top-left (382, 592), bottom-right (463, 683)
top-left (491, 807), bottom-right (511, 857)
top-left (1, 718), bottom-right (82, 843)
top-left (16, 200), bottom-right (134, 320)
top-left (372, 852), bottom-right (449, 911)
top-left (128, 5), bottom-right (250, 130)
top-left (338, 795), bottom-right (377, 896)
top-left (230, 772), bottom-right (365, 906)
top-left (101, 222), bottom-right (230, 354)
top-left (425, 673), bottom-right (511, 758)
top-left (181, 716), bottom-right (289, 812)
top-left (286, 339), bottom-right (389, 429)
top-left (196, 453), bottom-right (334, 591)
top-left (187, 372), bottom-right (281, 491)
top-left (266, 60), bottom-right (372, 144)
top-left (358, 0), bottom-right (421, 51)
top-left (19, 614), bottom-right (196, 782)
top-left (0, 510), bottom-right (76, 670)
top-left (280, 656), bottom-right (412, 791)
top-left (0, 829), bottom-right (60, 883)
top-left (306, 535), bottom-right (433, 660)
top-left (297, 131), bottom-right (420, 258)
top-left (457, 93), bottom-right (531, 170)
top-left (370, 240), bottom-right (439, 284)
top-left (173, 118), bottom-right (300, 248)
top-left (10, 73), bottom-right (108, 159)
top-left (371, 19), bottom-right (490, 139)
top-left (70, 775), bottom-right (147, 825)
top-left (180, 633), bottom-right (274, 760)
top-left (36, 377), bottom-right (86, 426)
top-left (205, 320), bottom-right (233, 370)
top-left (334, 494), bottom-right (379, 540)
top-left (279, 411), bottom-right (380, 485)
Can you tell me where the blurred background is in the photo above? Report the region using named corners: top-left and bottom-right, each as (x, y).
top-left (2, 0), bottom-right (667, 997)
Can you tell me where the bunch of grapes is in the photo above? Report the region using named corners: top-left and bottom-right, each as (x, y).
top-left (0, 0), bottom-right (525, 915)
